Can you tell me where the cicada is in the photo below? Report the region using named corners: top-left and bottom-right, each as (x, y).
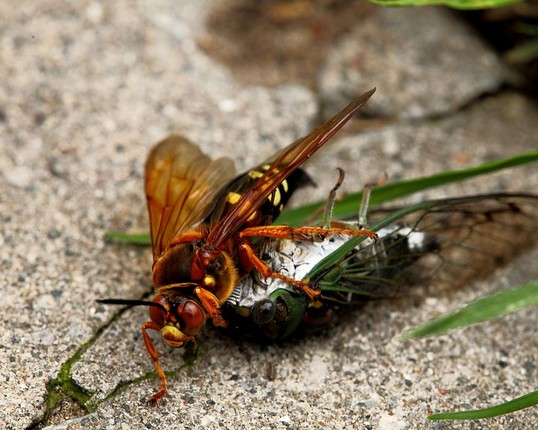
top-left (99, 88), bottom-right (378, 403)
top-left (222, 193), bottom-right (538, 340)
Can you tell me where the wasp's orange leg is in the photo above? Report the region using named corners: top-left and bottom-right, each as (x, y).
top-left (142, 321), bottom-right (168, 405)
top-left (238, 240), bottom-right (320, 301)
top-left (168, 230), bottom-right (205, 247)
top-left (239, 225), bottom-right (378, 242)
top-left (194, 287), bottom-right (228, 328)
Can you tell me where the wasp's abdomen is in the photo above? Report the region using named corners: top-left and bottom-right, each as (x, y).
top-left (249, 166), bottom-right (310, 225)
top-left (214, 166), bottom-right (311, 230)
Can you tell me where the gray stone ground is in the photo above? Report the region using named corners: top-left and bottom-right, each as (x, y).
top-left (1, 1), bottom-right (537, 429)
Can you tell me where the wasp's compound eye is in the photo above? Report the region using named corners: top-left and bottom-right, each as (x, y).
top-left (251, 298), bottom-right (276, 325)
top-left (179, 300), bottom-right (205, 336)
top-left (149, 295), bottom-right (167, 327)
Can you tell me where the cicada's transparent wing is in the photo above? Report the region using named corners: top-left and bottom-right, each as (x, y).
top-left (320, 193), bottom-right (538, 303)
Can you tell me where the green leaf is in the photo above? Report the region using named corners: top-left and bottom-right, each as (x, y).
top-left (404, 281), bottom-right (538, 339)
top-left (429, 390), bottom-right (538, 420)
top-left (367, 0), bottom-right (521, 10)
top-left (278, 150), bottom-right (538, 226)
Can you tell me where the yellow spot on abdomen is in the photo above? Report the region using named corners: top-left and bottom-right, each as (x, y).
top-left (248, 170), bottom-right (264, 180)
top-left (227, 192), bottom-right (242, 205)
top-left (271, 188), bottom-right (281, 206)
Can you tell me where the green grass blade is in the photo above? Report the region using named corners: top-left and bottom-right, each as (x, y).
top-left (368, 0), bottom-right (521, 10)
top-left (404, 281), bottom-right (538, 339)
top-left (505, 39), bottom-right (538, 64)
top-left (278, 150), bottom-right (538, 226)
top-left (104, 231), bottom-right (151, 246)
top-left (429, 390), bottom-right (538, 420)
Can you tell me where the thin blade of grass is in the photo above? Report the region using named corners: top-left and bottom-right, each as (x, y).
top-left (367, 0), bottom-right (520, 10)
top-left (404, 281), bottom-right (538, 339)
top-left (505, 39), bottom-right (538, 64)
top-left (429, 390), bottom-right (538, 420)
top-left (104, 231), bottom-right (151, 246)
top-left (278, 151), bottom-right (538, 226)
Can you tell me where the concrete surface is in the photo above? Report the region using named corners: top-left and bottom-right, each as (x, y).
top-left (1, 1), bottom-right (537, 429)
top-left (319, 6), bottom-right (515, 119)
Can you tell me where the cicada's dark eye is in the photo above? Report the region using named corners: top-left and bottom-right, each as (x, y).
top-left (149, 295), bottom-right (167, 327)
top-left (251, 299), bottom-right (276, 325)
top-left (178, 300), bottom-right (205, 336)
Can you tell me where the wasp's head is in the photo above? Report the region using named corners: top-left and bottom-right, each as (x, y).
top-left (149, 294), bottom-right (206, 347)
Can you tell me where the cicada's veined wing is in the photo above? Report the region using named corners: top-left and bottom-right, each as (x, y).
top-left (324, 193), bottom-right (538, 302)
top-left (206, 88), bottom-right (376, 248)
top-left (145, 135), bottom-right (236, 260)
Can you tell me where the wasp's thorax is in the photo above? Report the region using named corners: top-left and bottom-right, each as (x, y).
top-left (153, 240), bottom-right (238, 301)
top-left (152, 242), bottom-right (197, 288)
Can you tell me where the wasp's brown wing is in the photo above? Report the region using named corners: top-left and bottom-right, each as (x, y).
top-left (324, 194), bottom-right (538, 302)
top-left (206, 88), bottom-right (376, 247)
top-left (145, 135), bottom-right (236, 260)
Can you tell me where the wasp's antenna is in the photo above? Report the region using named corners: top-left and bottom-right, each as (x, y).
top-left (97, 298), bottom-right (167, 313)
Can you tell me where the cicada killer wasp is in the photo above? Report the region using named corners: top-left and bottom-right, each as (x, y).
top-left (98, 88), bottom-right (377, 403)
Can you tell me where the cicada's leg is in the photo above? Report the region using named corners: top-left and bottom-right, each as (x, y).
top-left (142, 321), bottom-right (168, 405)
top-left (322, 167), bottom-right (345, 229)
top-left (237, 239), bottom-right (320, 301)
top-left (301, 168), bottom-right (346, 227)
top-left (194, 287), bottom-right (228, 328)
top-left (357, 173), bottom-right (388, 229)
